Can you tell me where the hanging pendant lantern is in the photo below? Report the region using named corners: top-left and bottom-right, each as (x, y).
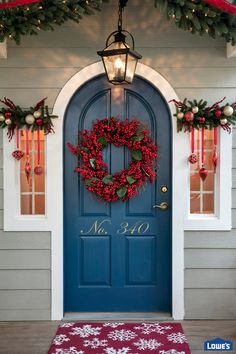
top-left (97, 0), bottom-right (142, 85)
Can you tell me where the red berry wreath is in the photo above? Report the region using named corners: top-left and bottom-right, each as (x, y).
top-left (68, 117), bottom-right (158, 202)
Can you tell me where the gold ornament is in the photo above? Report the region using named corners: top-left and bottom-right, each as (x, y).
top-left (220, 118), bottom-right (228, 125)
top-left (223, 105), bottom-right (234, 117)
top-left (177, 112), bottom-right (184, 119)
top-left (25, 114), bottom-right (35, 125)
top-left (33, 110), bottom-right (41, 119)
top-left (0, 114), bottom-right (5, 122)
top-left (5, 118), bottom-right (11, 125)
top-left (192, 106), bottom-right (199, 114)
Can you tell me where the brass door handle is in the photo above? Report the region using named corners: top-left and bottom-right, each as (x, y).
top-left (153, 202), bottom-right (169, 210)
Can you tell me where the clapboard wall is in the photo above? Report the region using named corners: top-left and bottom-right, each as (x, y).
top-left (0, 0), bottom-right (236, 320)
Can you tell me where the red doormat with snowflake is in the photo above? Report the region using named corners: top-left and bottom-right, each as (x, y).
top-left (48, 322), bottom-right (191, 354)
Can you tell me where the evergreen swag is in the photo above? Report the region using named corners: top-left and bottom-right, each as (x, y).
top-left (0, 97), bottom-right (57, 140)
top-left (171, 97), bottom-right (236, 132)
top-left (0, 0), bottom-right (236, 45)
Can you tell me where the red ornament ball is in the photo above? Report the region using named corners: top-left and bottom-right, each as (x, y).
top-left (34, 165), bottom-right (43, 175)
top-left (215, 109), bottom-right (222, 118)
top-left (12, 150), bottom-right (24, 160)
top-left (5, 111), bottom-right (12, 119)
top-left (188, 153), bottom-right (198, 164)
top-left (199, 117), bottom-right (205, 124)
top-left (36, 118), bottom-right (43, 126)
top-left (184, 111), bottom-right (194, 122)
top-left (199, 167), bottom-right (208, 181)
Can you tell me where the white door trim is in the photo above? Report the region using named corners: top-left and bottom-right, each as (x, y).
top-left (51, 61), bottom-right (187, 320)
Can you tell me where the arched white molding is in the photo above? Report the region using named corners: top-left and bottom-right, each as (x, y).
top-left (50, 61), bottom-right (187, 320)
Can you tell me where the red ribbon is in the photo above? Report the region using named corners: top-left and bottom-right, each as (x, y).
top-left (206, 97), bottom-right (226, 112)
top-left (204, 0), bottom-right (236, 15)
top-left (201, 127), bottom-right (205, 166)
top-left (16, 127), bottom-right (19, 149)
top-left (191, 128), bottom-right (195, 154)
top-left (25, 128), bottom-right (29, 156)
top-left (0, 0), bottom-right (44, 9)
top-left (37, 128), bottom-right (40, 165)
top-left (214, 127), bottom-right (218, 146)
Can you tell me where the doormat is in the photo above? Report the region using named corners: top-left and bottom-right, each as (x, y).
top-left (48, 322), bottom-right (191, 354)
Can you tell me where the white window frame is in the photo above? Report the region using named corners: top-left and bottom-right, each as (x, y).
top-left (3, 132), bottom-right (50, 231)
top-left (184, 128), bottom-right (232, 231)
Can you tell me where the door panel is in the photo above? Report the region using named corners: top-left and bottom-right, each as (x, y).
top-left (64, 74), bottom-right (172, 312)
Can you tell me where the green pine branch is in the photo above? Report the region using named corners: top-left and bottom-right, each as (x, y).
top-left (0, 0), bottom-right (236, 44)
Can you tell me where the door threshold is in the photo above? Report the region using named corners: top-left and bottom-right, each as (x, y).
top-left (63, 312), bottom-right (173, 322)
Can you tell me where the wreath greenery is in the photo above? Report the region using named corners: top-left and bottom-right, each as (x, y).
top-left (0, 0), bottom-right (236, 45)
top-left (68, 117), bottom-right (158, 203)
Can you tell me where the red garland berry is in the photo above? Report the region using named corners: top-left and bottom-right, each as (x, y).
top-left (36, 118), bottom-right (43, 126)
top-left (215, 109), bottom-right (222, 118)
top-left (199, 117), bottom-right (205, 124)
top-left (68, 117), bottom-right (158, 203)
top-left (5, 111), bottom-right (12, 119)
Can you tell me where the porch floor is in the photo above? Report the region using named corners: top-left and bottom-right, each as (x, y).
top-left (0, 320), bottom-right (235, 354)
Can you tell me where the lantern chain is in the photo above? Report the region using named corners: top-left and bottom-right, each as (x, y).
top-left (118, 0), bottom-right (128, 32)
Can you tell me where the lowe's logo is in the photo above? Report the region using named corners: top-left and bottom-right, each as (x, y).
top-left (204, 338), bottom-right (233, 351)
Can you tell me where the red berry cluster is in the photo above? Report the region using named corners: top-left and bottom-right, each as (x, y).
top-left (68, 117), bottom-right (158, 203)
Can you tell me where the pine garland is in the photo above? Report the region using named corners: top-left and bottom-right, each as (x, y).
top-left (155, 0), bottom-right (236, 44)
top-left (0, 0), bottom-right (108, 44)
top-left (0, 0), bottom-right (236, 44)
top-left (171, 97), bottom-right (236, 132)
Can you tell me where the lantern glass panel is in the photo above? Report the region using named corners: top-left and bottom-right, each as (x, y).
top-left (125, 53), bottom-right (138, 83)
top-left (103, 53), bottom-right (127, 82)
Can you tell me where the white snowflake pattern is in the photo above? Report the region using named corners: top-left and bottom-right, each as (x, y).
top-left (159, 350), bottom-right (185, 354)
top-left (103, 322), bottom-right (125, 328)
top-left (60, 322), bottom-right (75, 328)
top-left (133, 338), bottom-right (163, 351)
top-left (167, 332), bottom-right (188, 344)
top-left (69, 324), bottom-right (101, 338)
top-left (134, 323), bottom-right (172, 335)
top-left (53, 347), bottom-right (84, 354)
top-left (53, 334), bottom-right (70, 346)
top-left (108, 329), bottom-right (137, 341)
top-left (103, 347), bottom-right (131, 354)
top-left (83, 337), bottom-right (108, 348)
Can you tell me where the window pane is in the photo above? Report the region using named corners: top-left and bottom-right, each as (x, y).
top-left (35, 195), bottom-right (45, 215)
top-left (203, 172), bottom-right (214, 192)
top-left (190, 193), bottom-right (200, 213)
top-left (21, 195), bottom-right (32, 215)
top-left (203, 194), bottom-right (214, 214)
top-left (190, 173), bottom-right (200, 191)
top-left (20, 130), bottom-right (45, 215)
top-left (190, 128), bottom-right (216, 215)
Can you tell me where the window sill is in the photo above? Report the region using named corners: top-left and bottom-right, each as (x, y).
top-left (4, 215), bottom-right (50, 232)
top-left (184, 214), bottom-right (232, 231)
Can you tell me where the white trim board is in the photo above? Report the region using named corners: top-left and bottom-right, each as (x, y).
top-left (3, 62), bottom-right (187, 320)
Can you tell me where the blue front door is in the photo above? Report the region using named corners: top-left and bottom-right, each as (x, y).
top-left (64, 75), bottom-right (172, 312)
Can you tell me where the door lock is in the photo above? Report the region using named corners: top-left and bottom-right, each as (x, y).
top-left (160, 185), bottom-right (168, 193)
top-left (153, 202), bottom-right (169, 210)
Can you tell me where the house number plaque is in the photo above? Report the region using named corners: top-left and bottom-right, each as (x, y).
top-left (80, 219), bottom-right (150, 235)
